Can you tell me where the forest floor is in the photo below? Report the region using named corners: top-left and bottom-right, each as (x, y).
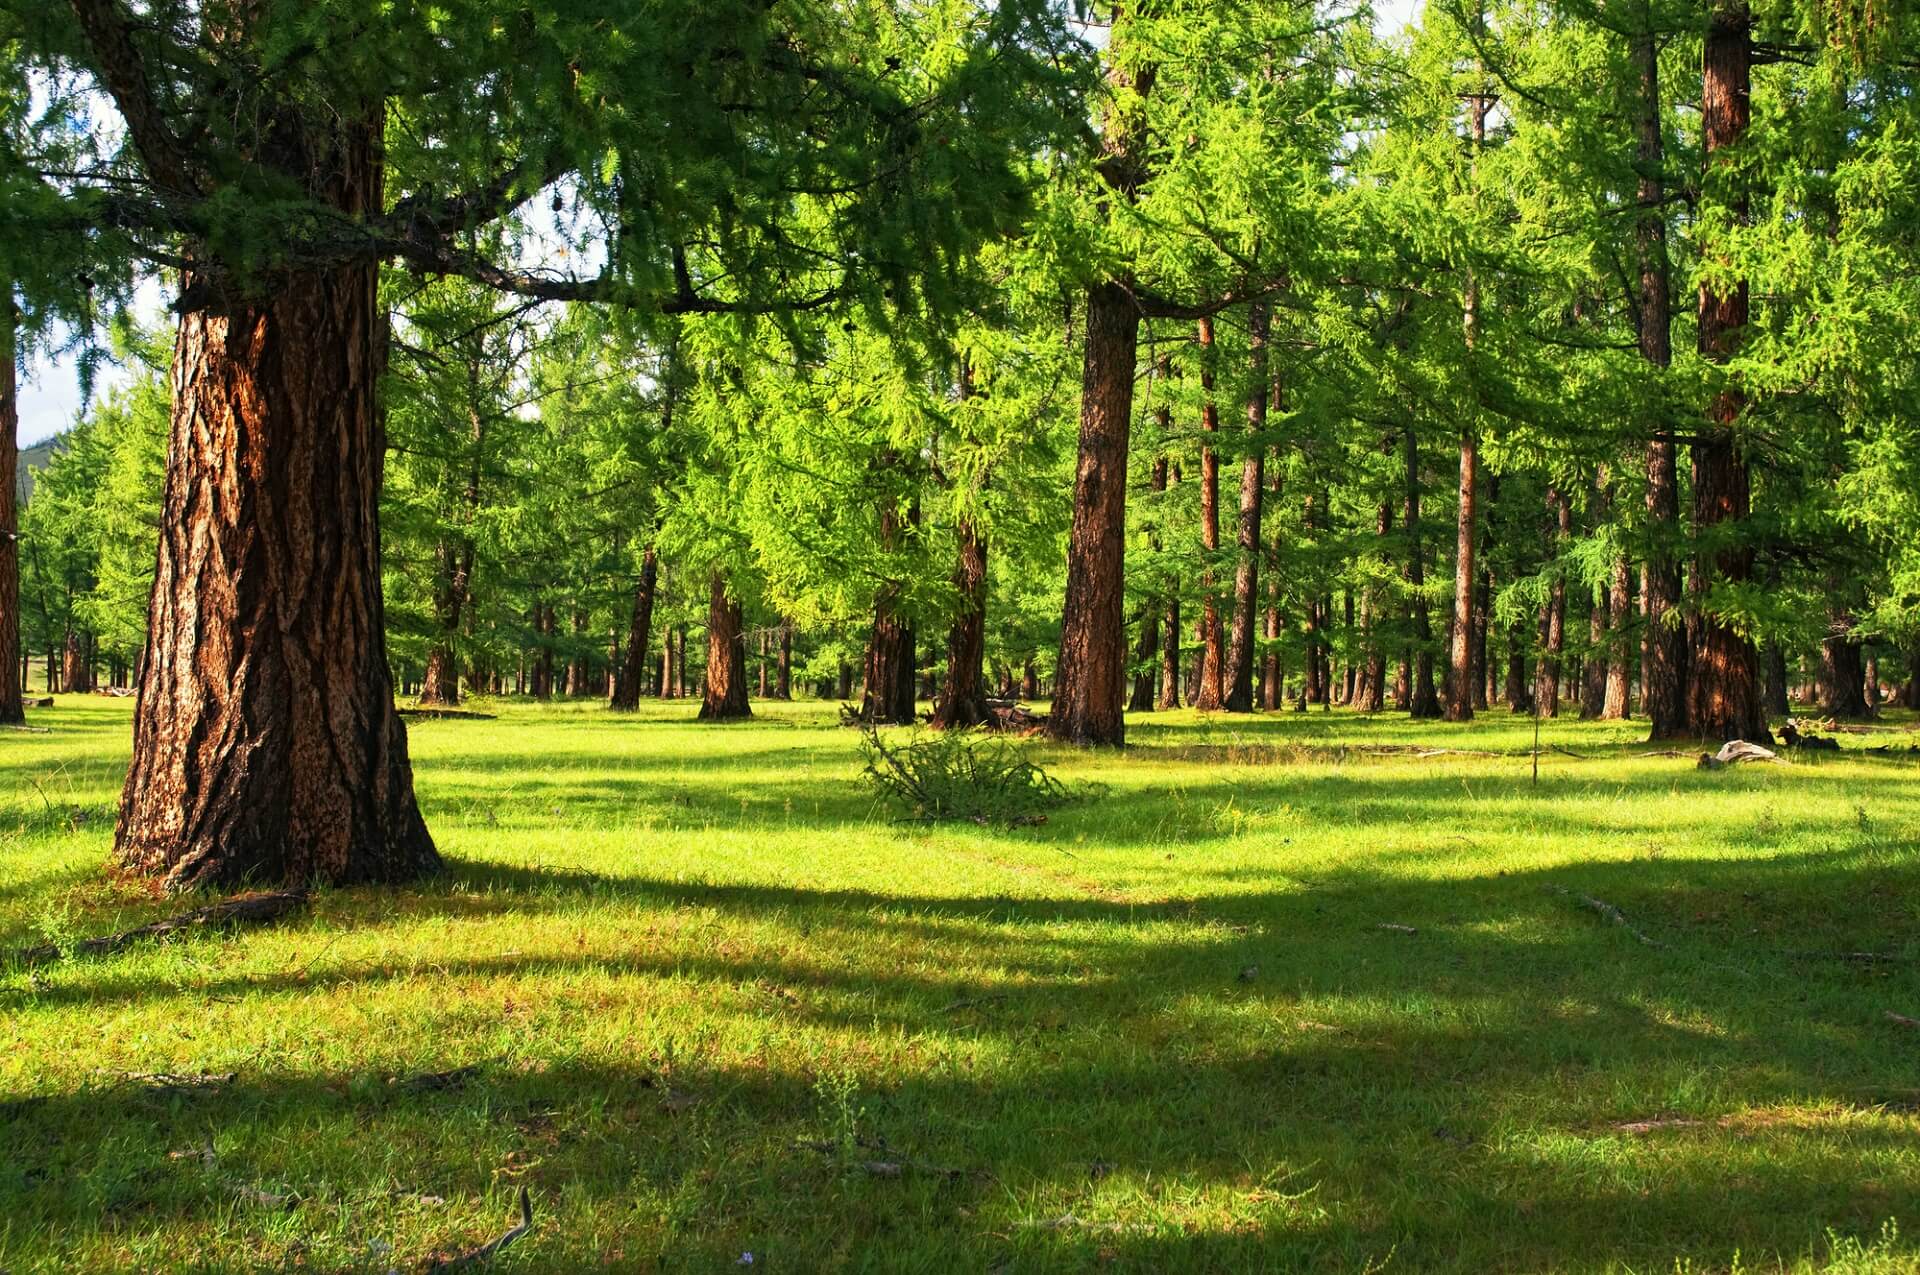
top-left (3, 697), bottom-right (1919, 1273)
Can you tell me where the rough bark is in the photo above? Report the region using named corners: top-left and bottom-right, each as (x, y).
top-left (115, 119), bottom-right (436, 889)
top-left (1445, 430), bottom-right (1478, 721)
top-left (62, 629), bottom-right (93, 694)
top-left (0, 296), bottom-right (22, 725)
top-left (859, 497), bottom-right (919, 726)
top-left (698, 573), bottom-right (751, 720)
top-left (1686, 0), bottom-right (1768, 744)
top-left (1224, 303), bottom-right (1270, 711)
top-left (1603, 549), bottom-right (1633, 718)
top-left (1050, 280), bottom-right (1140, 744)
top-left (1158, 596), bottom-right (1182, 710)
top-left (1049, 31), bottom-right (1155, 748)
top-left (933, 518), bottom-right (991, 728)
top-left (610, 547), bottom-right (658, 711)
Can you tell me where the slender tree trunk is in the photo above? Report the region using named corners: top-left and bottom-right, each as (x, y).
top-left (698, 573), bottom-right (751, 720)
top-left (0, 294), bottom-right (22, 725)
top-left (1129, 454), bottom-right (1169, 712)
top-left (1404, 431), bottom-right (1441, 718)
top-left (934, 517), bottom-right (991, 728)
top-left (115, 144), bottom-right (437, 888)
top-left (758, 630), bottom-right (769, 699)
top-left (611, 547), bottom-right (658, 711)
top-left (1445, 430), bottom-right (1478, 721)
top-left (566, 608), bottom-right (591, 697)
top-left (1158, 596), bottom-right (1182, 710)
top-left (1192, 316), bottom-right (1226, 712)
top-left (1582, 588), bottom-right (1609, 719)
top-left (1022, 658), bottom-right (1039, 700)
top-left (1224, 303), bottom-right (1270, 711)
top-left (777, 621), bottom-right (792, 699)
top-left (1602, 550), bottom-right (1633, 718)
top-left (1687, 0), bottom-right (1768, 743)
top-left (860, 496), bottom-right (919, 726)
top-left (1535, 487), bottom-right (1569, 716)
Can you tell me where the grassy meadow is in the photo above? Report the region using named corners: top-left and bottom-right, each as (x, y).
top-left (2, 696), bottom-right (1918, 1272)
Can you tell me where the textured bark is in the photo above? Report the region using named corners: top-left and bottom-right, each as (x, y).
top-left (1403, 432), bottom-right (1441, 719)
top-left (934, 518), bottom-right (991, 728)
top-left (859, 498), bottom-right (918, 726)
top-left (1865, 649), bottom-right (1881, 714)
top-left (1049, 30), bottom-right (1154, 748)
top-left (530, 605), bottom-right (555, 700)
top-left (610, 547), bottom-right (658, 711)
top-left (1050, 280), bottom-right (1139, 745)
top-left (62, 629), bottom-right (93, 694)
top-left (1224, 303), bottom-right (1270, 712)
top-left (0, 297), bottom-right (21, 725)
top-left (1687, 0), bottom-right (1768, 744)
top-left (698, 574), bottom-right (751, 720)
top-left (1191, 316), bottom-right (1226, 712)
top-left (1022, 658), bottom-right (1039, 700)
top-left (115, 121), bottom-right (436, 889)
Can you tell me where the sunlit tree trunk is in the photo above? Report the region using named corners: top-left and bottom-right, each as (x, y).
top-left (0, 294), bottom-right (22, 726)
top-left (698, 573), bottom-right (751, 720)
top-left (1129, 452), bottom-right (1169, 713)
top-left (1535, 487), bottom-right (1569, 717)
top-left (934, 517), bottom-right (990, 728)
top-left (1404, 431), bottom-right (1440, 719)
top-left (1687, 0), bottom-right (1768, 743)
top-left (1224, 303), bottom-right (1270, 712)
top-left (116, 123), bottom-right (436, 888)
top-left (1192, 316), bottom-right (1226, 712)
top-left (611, 547), bottom-right (658, 711)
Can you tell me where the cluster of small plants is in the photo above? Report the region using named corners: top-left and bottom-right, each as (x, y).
top-left (857, 726), bottom-right (1071, 825)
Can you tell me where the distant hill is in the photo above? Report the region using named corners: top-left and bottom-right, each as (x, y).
top-left (17, 433), bottom-right (65, 506)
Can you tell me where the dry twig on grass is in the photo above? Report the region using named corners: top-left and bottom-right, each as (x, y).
top-left (1546, 885), bottom-right (1666, 948)
top-left (428, 1186), bottom-right (533, 1269)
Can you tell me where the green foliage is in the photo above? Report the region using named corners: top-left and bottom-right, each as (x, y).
top-left (858, 724), bottom-right (1070, 823)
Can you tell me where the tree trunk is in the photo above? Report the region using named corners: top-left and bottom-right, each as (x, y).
top-left (777, 621), bottom-right (792, 699)
top-left (1191, 316), bottom-right (1226, 712)
top-left (1687, 0), bottom-right (1768, 744)
top-left (758, 630), bottom-right (769, 699)
top-left (1818, 612), bottom-right (1871, 719)
top-left (566, 608), bottom-right (591, 697)
top-left (1403, 432), bottom-right (1441, 718)
top-left (1535, 487), bottom-right (1569, 717)
top-left (115, 203), bottom-right (437, 889)
top-left (934, 518), bottom-right (991, 728)
top-left (1763, 643), bottom-right (1790, 718)
top-left (1050, 280), bottom-right (1139, 745)
top-left (1581, 588), bottom-right (1609, 719)
top-left (1158, 596), bottom-right (1182, 710)
top-left (611, 547), bottom-right (658, 711)
top-left (0, 294), bottom-right (22, 725)
top-left (1603, 550), bottom-right (1633, 719)
top-left (1631, 26), bottom-right (1689, 740)
top-left (1022, 658), bottom-right (1039, 700)
top-left (1224, 303), bottom-right (1270, 712)
top-left (1129, 454), bottom-right (1169, 712)
top-left (698, 573), bottom-right (751, 720)
top-left (1445, 430), bottom-right (1478, 721)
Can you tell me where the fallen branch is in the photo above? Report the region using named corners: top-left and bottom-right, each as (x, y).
top-left (11, 891), bottom-right (309, 968)
top-left (399, 707), bottom-right (498, 720)
top-left (794, 1139), bottom-right (966, 1180)
top-left (1887, 1011), bottom-right (1920, 1030)
top-left (1548, 746), bottom-right (1591, 760)
top-left (940, 992), bottom-right (1010, 1014)
top-left (429, 1186), bottom-right (533, 1269)
top-left (111, 1070), bottom-right (237, 1096)
top-left (1, 723), bottom-right (51, 733)
top-left (1376, 923), bottom-right (1418, 935)
top-left (1546, 886), bottom-right (1665, 948)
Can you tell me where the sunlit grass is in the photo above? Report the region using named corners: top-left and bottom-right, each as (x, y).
top-left (2, 696), bottom-right (1917, 1271)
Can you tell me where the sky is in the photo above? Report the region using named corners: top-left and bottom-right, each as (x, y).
top-left (16, 0), bottom-right (1424, 449)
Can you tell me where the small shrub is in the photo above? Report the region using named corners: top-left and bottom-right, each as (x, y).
top-left (858, 725), bottom-right (1071, 825)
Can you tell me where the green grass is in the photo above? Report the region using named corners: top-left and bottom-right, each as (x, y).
top-left (3, 696), bottom-right (1918, 1272)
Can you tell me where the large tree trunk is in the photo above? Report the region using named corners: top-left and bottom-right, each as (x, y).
top-left (934, 518), bottom-right (990, 728)
top-left (1686, 0), bottom-right (1768, 744)
top-left (1050, 280), bottom-right (1139, 745)
top-left (698, 573), bottom-right (751, 720)
top-left (611, 546), bottom-right (658, 711)
top-left (116, 206), bottom-right (437, 888)
top-left (1818, 610), bottom-right (1871, 719)
top-left (1403, 431), bottom-right (1441, 718)
top-left (859, 496), bottom-right (919, 726)
top-left (0, 295), bottom-right (22, 725)
top-left (62, 629), bottom-right (92, 694)
top-left (1223, 304), bottom-right (1271, 711)
top-left (1633, 26), bottom-right (1689, 740)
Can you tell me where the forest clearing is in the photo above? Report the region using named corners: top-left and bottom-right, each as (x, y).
top-left (3, 697), bottom-right (1917, 1271)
